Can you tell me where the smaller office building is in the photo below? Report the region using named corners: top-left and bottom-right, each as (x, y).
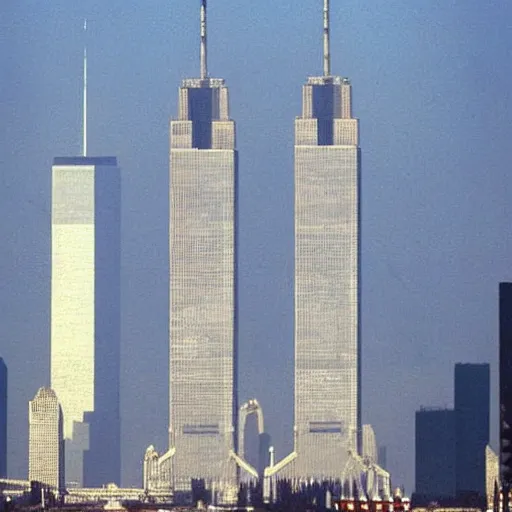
top-left (28, 388), bottom-right (64, 490)
top-left (415, 408), bottom-right (456, 501)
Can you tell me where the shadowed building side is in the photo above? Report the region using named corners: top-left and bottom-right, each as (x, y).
top-left (454, 363), bottom-right (489, 499)
top-left (0, 358), bottom-right (6, 479)
top-left (500, 283), bottom-right (512, 512)
top-left (83, 162), bottom-right (121, 487)
top-left (378, 446), bottom-right (387, 470)
top-left (415, 408), bottom-right (456, 501)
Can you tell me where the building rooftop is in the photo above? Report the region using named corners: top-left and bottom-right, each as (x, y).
top-left (53, 157), bottom-right (118, 166)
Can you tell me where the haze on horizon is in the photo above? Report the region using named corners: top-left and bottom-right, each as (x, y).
top-left (1, 0), bottom-right (512, 494)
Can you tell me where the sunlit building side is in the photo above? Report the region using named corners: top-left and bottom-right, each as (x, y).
top-left (485, 445), bottom-right (498, 512)
top-left (51, 156), bottom-right (121, 488)
top-left (28, 387), bottom-right (64, 490)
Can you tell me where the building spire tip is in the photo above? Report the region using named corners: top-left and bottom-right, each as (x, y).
top-left (200, 0), bottom-right (208, 80)
top-left (83, 18), bottom-right (88, 157)
top-left (323, 0), bottom-right (331, 76)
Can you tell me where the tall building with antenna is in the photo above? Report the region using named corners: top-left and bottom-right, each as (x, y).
top-left (292, 0), bottom-right (361, 480)
top-left (168, 0), bottom-right (238, 501)
top-left (50, 20), bottom-right (121, 488)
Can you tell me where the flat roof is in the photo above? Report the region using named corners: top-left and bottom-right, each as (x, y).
top-left (53, 156), bottom-right (118, 166)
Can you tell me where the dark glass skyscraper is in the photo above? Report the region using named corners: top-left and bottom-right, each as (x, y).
top-left (0, 357), bottom-right (7, 478)
top-left (454, 363), bottom-right (490, 498)
top-left (500, 283), bottom-right (512, 500)
top-left (169, 0), bottom-right (238, 500)
top-left (415, 408), bottom-right (456, 500)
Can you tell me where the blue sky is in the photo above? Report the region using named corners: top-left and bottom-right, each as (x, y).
top-left (1, 0), bottom-right (512, 493)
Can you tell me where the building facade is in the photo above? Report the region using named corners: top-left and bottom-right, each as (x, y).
top-left (292, 73), bottom-right (361, 479)
top-left (51, 156), bottom-right (121, 488)
top-left (500, 283), bottom-right (512, 497)
top-left (28, 388), bottom-right (64, 490)
top-left (169, 77), bottom-right (238, 498)
top-left (454, 363), bottom-right (490, 499)
top-left (485, 445), bottom-right (499, 512)
top-left (415, 408), bottom-right (456, 500)
top-left (0, 357), bottom-right (6, 478)
top-left (362, 425), bottom-right (378, 464)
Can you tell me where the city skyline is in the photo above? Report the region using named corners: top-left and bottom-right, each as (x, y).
top-left (1, 0), bottom-right (511, 494)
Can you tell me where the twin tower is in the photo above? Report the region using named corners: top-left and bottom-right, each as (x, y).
top-left (166, 0), bottom-right (361, 499)
top-left (50, 0), bottom-right (361, 499)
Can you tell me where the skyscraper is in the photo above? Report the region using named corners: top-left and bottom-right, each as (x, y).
top-left (51, 155), bottom-right (121, 488)
top-left (292, 0), bottom-right (361, 480)
top-left (415, 408), bottom-right (456, 501)
top-left (169, 0), bottom-right (238, 499)
top-left (500, 283), bottom-right (512, 511)
top-left (51, 27), bottom-right (120, 487)
top-left (28, 388), bottom-right (64, 490)
top-left (0, 357), bottom-right (7, 478)
top-left (454, 363), bottom-right (490, 499)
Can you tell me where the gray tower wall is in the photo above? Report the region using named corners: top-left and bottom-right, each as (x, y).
top-left (169, 79), bottom-right (238, 497)
top-left (293, 77), bottom-right (361, 480)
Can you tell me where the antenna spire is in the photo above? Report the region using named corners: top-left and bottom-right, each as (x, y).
top-left (83, 19), bottom-right (88, 157)
top-left (323, 0), bottom-right (331, 76)
top-left (200, 0), bottom-right (208, 79)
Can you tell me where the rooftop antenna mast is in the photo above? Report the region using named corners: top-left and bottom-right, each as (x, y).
top-left (200, 0), bottom-right (208, 79)
top-left (323, 0), bottom-right (331, 76)
top-left (83, 19), bottom-right (88, 156)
